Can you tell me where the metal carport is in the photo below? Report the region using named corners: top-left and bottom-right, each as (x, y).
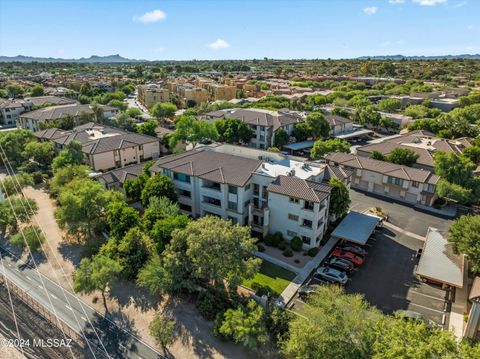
top-left (330, 211), bottom-right (380, 246)
top-left (416, 227), bottom-right (464, 288)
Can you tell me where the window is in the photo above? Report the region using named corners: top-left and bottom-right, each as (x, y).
top-left (228, 201), bottom-right (238, 211)
top-left (427, 184), bottom-right (435, 193)
top-left (317, 219), bottom-right (323, 228)
top-left (412, 181), bottom-right (419, 188)
top-left (174, 172), bottom-right (191, 183)
top-left (164, 169), bottom-right (172, 178)
top-left (244, 200), bottom-right (250, 208)
top-left (288, 214), bottom-right (299, 221)
top-left (289, 197), bottom-right (300, 204)
top-left (302, 219), bottom-right (313, 228)
top-left (179, 203), bottom-right (192, 212)
top-left (388, 176), bottom-right (403, 187)
top-left (178, 189), bottom-right (191, 198)
top-left (253, 184), bottom-right (260, 195)
top-left (287, 230), bottom-right (297, 237)
top-left (304, 201), bottom-right (314, 211)
top-left (302, 236), bottom-right (310, 244)
top-left (245, 184), bottom-right (251, 191)
top-left (228, 186), bottom-right (238, 195)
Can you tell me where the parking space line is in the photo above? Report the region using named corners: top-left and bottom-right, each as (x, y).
top-left (410, 290), bottom-right (446, 302)
top-left (409, 302), bottom-right (445, 314)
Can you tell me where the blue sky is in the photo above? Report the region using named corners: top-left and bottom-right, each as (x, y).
top-left (0, 0), bottom-right (478, 60)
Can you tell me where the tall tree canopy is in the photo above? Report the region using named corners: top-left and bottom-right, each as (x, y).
top-left (311, 138), bottom-right (350, 159)
top-left (140, 175), bottom-right (177, 207)
top-left (448, 215), bottom-right (480, 273)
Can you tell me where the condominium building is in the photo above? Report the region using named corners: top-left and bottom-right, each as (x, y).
top-left (208, 84), bottom-right (237, 101)
top-left (137, 84), bottom-right (170, 109)
top-left (150, 144), bottom-right (335, 249)
top-left (34, 122), bottom-right (160, 171)
top-left (203, 108), bottom-right (305, 149)
top-left (325, 152), bottom-right (439, 206)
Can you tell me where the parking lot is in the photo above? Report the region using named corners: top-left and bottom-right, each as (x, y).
top-left (349, 189), bottom-right (452, 237)
top-left (290, 226), bottom-right (452, 328)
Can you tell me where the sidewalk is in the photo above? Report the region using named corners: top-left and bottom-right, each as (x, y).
top-left (383, 222), bottom-right (425, 241)
top-left (275, 236), bottom-right (339, 307)
top-left (414, 204), bottom-right (457, 218)
top-left (449, 263), bottom-right (470, 339)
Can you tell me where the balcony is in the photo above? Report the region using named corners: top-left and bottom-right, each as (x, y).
top-left (202, 179), bottom-right (221, 191)
top-left (202, 196), bottom-right (221, 207)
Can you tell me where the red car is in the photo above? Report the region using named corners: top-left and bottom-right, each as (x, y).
top-left (331, 249), bottom-right (363, 267)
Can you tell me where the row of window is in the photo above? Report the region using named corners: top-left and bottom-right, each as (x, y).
top-left (387, 176), bottom-right (435, 193)
top-left (288, 213), bottom-right (314, 228)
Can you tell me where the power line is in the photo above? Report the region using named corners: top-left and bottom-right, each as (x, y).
top-left (0, 144), bottom-right (112, 358)
top-left (0, 153), bottom-right (78, 359)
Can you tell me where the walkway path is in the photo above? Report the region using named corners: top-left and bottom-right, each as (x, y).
top-left (383, 222), bottom-right (425, 241)
top-left (275, 236), bottom-right (339, 307)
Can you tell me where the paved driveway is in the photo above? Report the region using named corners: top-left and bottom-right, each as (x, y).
top-left (344, 227), bottom-right (451, 328)
top-left (349, 189), bottom-right (452, 237)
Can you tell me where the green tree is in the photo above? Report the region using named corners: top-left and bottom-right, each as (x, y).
top-left (6, 83), bottom-right (24, 98)
top-left (183, 216), bottom-right (260, 288)
top-left (436, 179), bottom-right (473, 204)
top-left (281, 286), bottom-right (382, 359)
top-left (55, 179), bottom-right (123, 241)
top-left (140, 175), bottom-right (177, 207)
top-left (136, 255), bottom-right (171, 295)
top-left (48, 165), bottom-right (90, 197)
top-left (0, 173), bottom-right (34, 197)
top-left (371, 150), bottom-right (385, 161)
top-left (123, 173), bottom-right (149, 202)
top-left (274, 128), bottom-right (289, 148)
top-left (385, 148), bottom-right (419, 166)
top-left (305, 112), bottom-right (330, 139)
top-left (0, 202), bottom-right (18, 235)
top-left (311, 138), bottom-right (350, 159)
top-left (328, 178), bottom-right (350, 219)
top-left (106, 201), bottom-right (140, 239)
top-left (0, 129), bottom-right (34, 167)
top-left (149, 314), bottom-right (176, 352)
top-left (21, 141), bottom-right (54, 168)
top-left (10, 225), bottom-right (45, 253)
top-left (29, 85), bottom-right (44, 97)
top-left (372, 315), bottom-right (458, 359)
top-left (291, 123), bottom-right (311, 141)
top-left (377, 98), bottom-right (402, 113)
top-left (218, 300), bottom-right (268, 349)
top-left (462, 146), bottom-right (480, 164)
top-left (116, 227), bottom-right (152, 279)
top-left (150, 102), bottom-right (177, 120)
top-left (214, 119), bottom-right (253, 144)
top-left (150, 214), bottom-right (190, 253)
top-left (126, 107), bottom-right (142, 118)
top-left (448, 215), bottom-right (480, 273)
top-left (73, 254), bottom-right (122, 313)
top-left (434, 151), bottom-right (475, 187)
top-left (142, 196), bottom-right (180, 231)
top-left (52, 141), bottom-right (85, 172)
top-left (107, 99), bottom-right (127, 111)
top-left (136, 120), bottom-right (157, 137)
top-left (169, 115), bottom-right (218, 148)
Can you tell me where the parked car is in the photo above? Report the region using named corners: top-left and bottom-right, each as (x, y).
top-left (298, 284), bottom-right (321, 298)
top-left (331, 249), bottom-right (364, 267)
top-left (325, 257), bottom-right (355, 274)
top-left (339, 243), bottom-right (367, 257)
top-left (314, 266), bottom-right (348, 285)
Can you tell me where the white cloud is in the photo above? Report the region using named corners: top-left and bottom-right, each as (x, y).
top-left (133, 9), bottom-right (166, 24)
top-left (412, 0), bottom-right (447, 6)
top-left (207, 39), bottom-right (230, 50)
top-left (389, 0), bottom-right (405, 4)
top-left (363, 6), bottom-right (378, 14)
top-left (467, 24), bottom-right (474, 30)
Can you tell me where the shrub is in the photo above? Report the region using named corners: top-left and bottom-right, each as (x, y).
top-left (294, 259), bottom-right (300, 264)
top-left (307, 247), bottom-right (319, 257)
top-left (277, 240), bottom-right (288, 250)
top-left (283, 249), bottom-right (294, 257)
top-left (291, 236), bottom-right (303, 251)
top-left (251, 283), bottom-right (275, 298)
top-left (31, 171), bottom-right (44, 184)
top-left (196, 285), bottom-right (231, 321)
top-left (273, 232), bottom-right (283, 245)
top-left (213, 312), bottom-right (230, 340)
top-left (264, 234), bottom-right (276, 247)
top-left (257, 244), bottom-right (266, 252)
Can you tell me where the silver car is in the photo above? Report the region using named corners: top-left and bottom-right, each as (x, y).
top-left (314, 266), bottom-right (348, 285)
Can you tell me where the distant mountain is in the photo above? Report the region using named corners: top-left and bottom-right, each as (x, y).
top-left (356, 54), bottom-right (480, 60)
top-left (0, 54), bottom-right (145, 63)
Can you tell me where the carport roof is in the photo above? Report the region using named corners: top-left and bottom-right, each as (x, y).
top-left (416, 227), bottom-right (464, 288)
top-left (331, 211), bottom-right (380, 245)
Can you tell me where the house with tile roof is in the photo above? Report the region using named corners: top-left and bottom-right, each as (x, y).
top-left (355, 130), bottom-right (474, 172)
top-left (34, 123), bottom-right (160, 171)
top-left (151, 143), bottom-right (338, 248)
top-left (202, 108), bottom-right (305, 150)
top-left (325, 152), bottom-right (440, 206)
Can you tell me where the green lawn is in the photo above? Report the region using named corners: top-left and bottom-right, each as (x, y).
top-left (243, 260), bottom-right (296, 296)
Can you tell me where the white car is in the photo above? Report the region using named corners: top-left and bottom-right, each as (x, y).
top-left (314, 266), bottom-right (348, 285)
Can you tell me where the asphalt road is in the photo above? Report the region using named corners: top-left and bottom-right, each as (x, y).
top-left (0, 246), bottom-right (166, 359)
